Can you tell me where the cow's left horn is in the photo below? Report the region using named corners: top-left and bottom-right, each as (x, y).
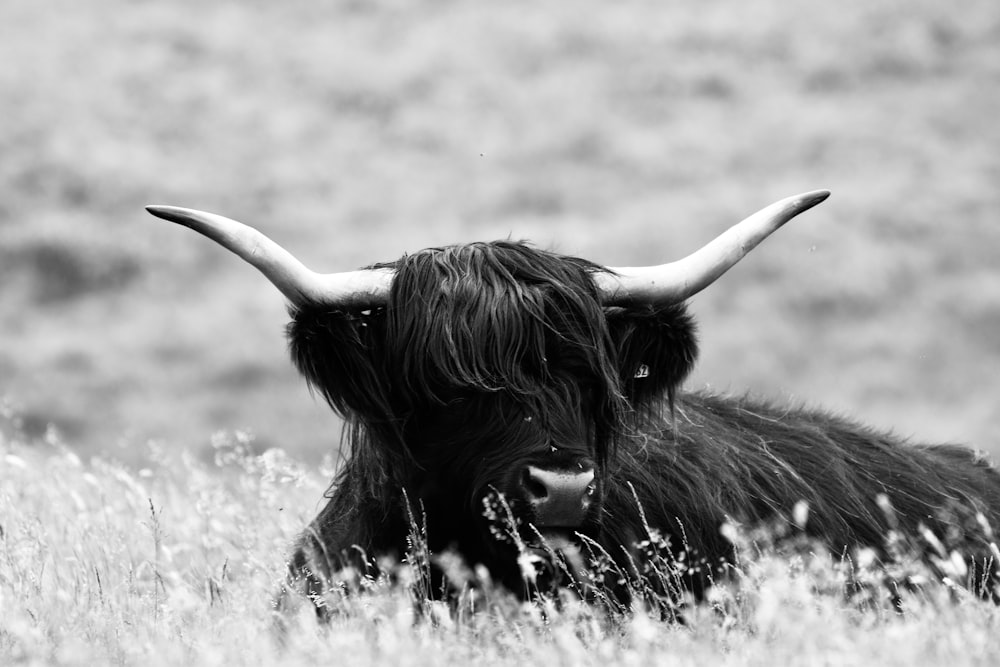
top-left (145, 205), bottom-right (393, 308)
top-left (595, 189), bottom-right (830, 305)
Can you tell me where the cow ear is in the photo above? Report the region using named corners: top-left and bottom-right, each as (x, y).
top-left (286, 305), bottom-right (396, 427)
top-left (606, 303), bottom-right (698, 410)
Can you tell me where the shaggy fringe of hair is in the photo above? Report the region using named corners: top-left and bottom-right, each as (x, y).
top-left (286, 241), bottom-right (698, 523)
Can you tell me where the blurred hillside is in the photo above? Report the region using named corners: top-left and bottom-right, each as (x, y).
top-left (1, 0), bottom-right (998, 464)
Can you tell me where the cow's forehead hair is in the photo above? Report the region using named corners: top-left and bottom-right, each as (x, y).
top-left (377, 240), bottom-right (622, 402)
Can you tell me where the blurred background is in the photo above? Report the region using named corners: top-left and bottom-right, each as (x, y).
top-left (1, 0), bottom-right (998, 465)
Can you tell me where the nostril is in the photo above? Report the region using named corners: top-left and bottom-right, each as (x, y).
top-left (522, 467), bottom-right (549, 501)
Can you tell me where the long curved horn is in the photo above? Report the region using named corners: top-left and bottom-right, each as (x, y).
top-left (145, 205), bottom-right (392, 309)
top-left (595, 189), bottom-right (830, 305)
top-left (149, 189), bottom-right (828, 309)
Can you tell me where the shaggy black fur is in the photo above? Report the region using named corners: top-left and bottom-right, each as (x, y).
top-left (281, 240), bottom-right (1000, 614)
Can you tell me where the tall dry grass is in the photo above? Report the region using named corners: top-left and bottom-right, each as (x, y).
top-left (3, 418), bottom-right (999, 666)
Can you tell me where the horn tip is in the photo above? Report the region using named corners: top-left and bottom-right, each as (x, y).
top-left (145, 205), bottom-right (197, 226)
top-left (146, 204), bottom-right (175, 218)
top-left (803, 189), bottom-right (831, 206)
top-left (786, 189), bottom-right (831, 216)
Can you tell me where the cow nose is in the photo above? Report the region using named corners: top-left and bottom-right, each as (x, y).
top-left (521, 465), bottom-right (596, 528)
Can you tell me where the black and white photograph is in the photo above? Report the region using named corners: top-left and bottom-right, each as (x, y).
top-left (2, 0), bottom-right (999, 663)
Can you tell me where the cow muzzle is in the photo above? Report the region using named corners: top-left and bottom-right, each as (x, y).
top-left (521, 465), bottom-right (596, 528)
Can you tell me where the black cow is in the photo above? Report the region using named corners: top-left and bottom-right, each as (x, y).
top-left (148, 191), bottom-right (1000, 614)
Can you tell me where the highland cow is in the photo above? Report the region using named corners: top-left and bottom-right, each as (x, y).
top-left (148, 191), bottom-right (1000, 614)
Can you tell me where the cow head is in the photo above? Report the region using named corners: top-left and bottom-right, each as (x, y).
top-left (285, 242), bottom-right (699, 569)
top-left (146, 190), bottom-right (828, 583)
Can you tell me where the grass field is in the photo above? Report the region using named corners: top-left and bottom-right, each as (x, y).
top-left (2, 0), bottom-right (1000, 663)
top-left (3, 429), bottom-right (999, 666)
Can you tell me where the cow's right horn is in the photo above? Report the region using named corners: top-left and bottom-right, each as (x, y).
top-left (145, 206), bottom-right (393, 309)
top-left (595, 189), bottom-right (830, 305)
